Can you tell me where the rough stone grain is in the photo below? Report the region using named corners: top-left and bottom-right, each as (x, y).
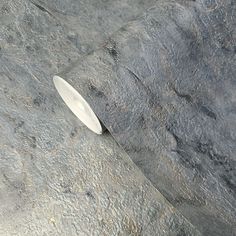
top-left (0, 0), bottom-right (200, 236)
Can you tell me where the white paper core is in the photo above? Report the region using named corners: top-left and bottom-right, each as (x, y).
top-left (53, 76), bottom-right (102, 134)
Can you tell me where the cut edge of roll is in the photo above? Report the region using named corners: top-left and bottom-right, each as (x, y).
top-left (53, 75), bottom-right (103, 135)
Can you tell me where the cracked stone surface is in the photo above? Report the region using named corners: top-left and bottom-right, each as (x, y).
top-left (0, 0), bottom-right (200, 235)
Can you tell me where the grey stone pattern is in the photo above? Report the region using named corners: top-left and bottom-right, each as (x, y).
top-left (58, 0), bottom-right (236, 235)
top-left (0, 0), bottom-right (201, 236)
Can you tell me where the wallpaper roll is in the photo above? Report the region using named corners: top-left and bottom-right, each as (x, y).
top-left (54, 0), bottom-right (236, 235)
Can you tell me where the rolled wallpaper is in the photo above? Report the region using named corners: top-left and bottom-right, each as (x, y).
top-left (54, 0), bottom-right (236, 235)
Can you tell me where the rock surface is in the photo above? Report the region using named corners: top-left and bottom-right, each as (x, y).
top-left (0, 0), bottom-right (200, 235)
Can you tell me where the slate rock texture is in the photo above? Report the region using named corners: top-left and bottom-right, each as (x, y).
top-left (57, 0), bottom-right (236, 235)
top-left (0, 0), bottom-right (200, 235)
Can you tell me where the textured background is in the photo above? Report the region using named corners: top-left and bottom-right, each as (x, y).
top-left (0, 0), bottom-right (201, 235)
